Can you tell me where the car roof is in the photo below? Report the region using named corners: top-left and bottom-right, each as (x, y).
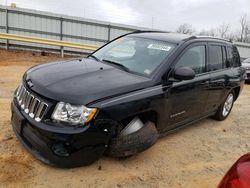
top-left (128, 30), bottom-right (232, 44)
top-left (129, 31), bottom-right (192, 44)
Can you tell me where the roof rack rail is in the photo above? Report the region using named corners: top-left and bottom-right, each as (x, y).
top-left (183, 36), bottom-right (197, 41)
top-left (131, 30), bottom-right (169, 34)
top-left (195, 36), bottom-right (232, 43)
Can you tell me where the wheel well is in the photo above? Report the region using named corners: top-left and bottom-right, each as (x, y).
top-left (120, 111), bottom-right (158, 129)
top-left (233, 87), bottom-right (241, 101)
top-left (138, 111), bottom-right (158, 125)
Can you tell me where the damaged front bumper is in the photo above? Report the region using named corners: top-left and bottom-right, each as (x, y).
top-left (11, 100), bottom-right (114, 168)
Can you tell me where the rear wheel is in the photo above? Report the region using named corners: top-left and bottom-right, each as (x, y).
top-left (213, 90), bottom-right (235, 121)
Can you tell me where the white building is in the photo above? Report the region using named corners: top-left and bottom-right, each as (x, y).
top-left (234, 42), bottom-right (250, 59)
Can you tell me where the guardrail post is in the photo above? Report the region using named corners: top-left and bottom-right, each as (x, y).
top-left (5, 8), bottom-right (9, 50)
top-left (107, 24), bottom-right (111, 42)
top-left (60, 17), bottom-right (64, 57)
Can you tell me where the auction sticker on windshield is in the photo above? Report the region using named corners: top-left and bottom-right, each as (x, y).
top-left (147, 44), bottom-right (172, 51)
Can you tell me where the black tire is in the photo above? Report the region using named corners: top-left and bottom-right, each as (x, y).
top-left (106, 121), bottom-right (158, 158)
top-left (212, 90), bottom-right (235, 121)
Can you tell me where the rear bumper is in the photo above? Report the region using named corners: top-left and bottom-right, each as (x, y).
top-left (11, 100), bottom-right (112, 168)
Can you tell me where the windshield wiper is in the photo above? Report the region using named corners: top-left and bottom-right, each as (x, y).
top-left (102, 59), bottom-right (130, 73)
top-left (88, 54), bottom-right (101, 62)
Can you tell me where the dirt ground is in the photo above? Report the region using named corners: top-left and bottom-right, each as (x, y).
top-left (0, 48), bottom-right (250, 188)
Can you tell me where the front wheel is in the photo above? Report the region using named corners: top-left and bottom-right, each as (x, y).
top-left (105, 121), bottom-right (158, 158)
top-left (212, 91), bottom-right (235, 121)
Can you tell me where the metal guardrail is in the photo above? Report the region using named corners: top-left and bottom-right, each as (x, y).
top-left (0, 5), bottom-right (141, 55)
top-left (0, 33), bottom-right (99, 56)
top-left (234, 42), bottom-right (250, 48)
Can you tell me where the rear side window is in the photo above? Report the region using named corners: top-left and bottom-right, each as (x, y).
top-left (209, 45), bottom-right (223, 71)
top-left (228, 46), bottom-right (241, 67)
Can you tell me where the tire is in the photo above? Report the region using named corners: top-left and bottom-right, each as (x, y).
top-left (106, 121), bottom-right (158, 158)
top-left (212, 90), bottom-right (235, 121)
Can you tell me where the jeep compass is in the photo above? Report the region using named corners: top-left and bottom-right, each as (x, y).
top-left (11, 31), bottom-right (245, 167)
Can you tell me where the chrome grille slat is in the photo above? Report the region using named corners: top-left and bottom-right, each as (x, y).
top-left (18, 86), bottom-right (25, 104)
top-left (15, 84), bottom-right (48, 122)
top-left (24, 93), bottom-right (32, 113)
top-left (29, 98), bottom-right (39, 118)
top-left (33, 98), bottom-right (41, 116)
top-left (35, 102), bottom-right (45, 118)
top-left (21, 88), bottom-right (28, 109)
top-left (35, 102), bottom-right (47, 122)
top-left (28, 95), bottom-right (34, 112)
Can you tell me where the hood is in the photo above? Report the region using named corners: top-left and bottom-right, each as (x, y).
top-left (25, 58), bottom-right (152, 105)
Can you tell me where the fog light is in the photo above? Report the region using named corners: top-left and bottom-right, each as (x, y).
top-left (51, 143), bottom-right (70, 157)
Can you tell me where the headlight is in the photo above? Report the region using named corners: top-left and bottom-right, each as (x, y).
top-left (52, 102), bottom-right (97, 126)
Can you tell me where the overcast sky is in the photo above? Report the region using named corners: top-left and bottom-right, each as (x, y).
top-left (1, 0), bottom-right (250, 32)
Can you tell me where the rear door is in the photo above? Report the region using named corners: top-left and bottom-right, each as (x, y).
top-left (228, 45), bottom-right (244, 80)
top-left (227, 45), bottom-right (245, 93)
top-left (206, 43), bottom-right (234, 112)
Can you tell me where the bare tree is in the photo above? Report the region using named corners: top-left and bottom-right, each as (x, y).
top-left (239, 14), bottom-right (248, 42)
top-left (217, 24), bottom-right (230, 38)
top-left (244, 25), bottom-right (250, 42)
top-left (176, 24), bottom-right (195, 35)
top-left (226, 32), bottom-right (237, 41)
top-left (177, 15), bottom-right (250, 43)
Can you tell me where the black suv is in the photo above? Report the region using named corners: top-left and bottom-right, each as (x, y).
top-left (11, 31), bottom-right (245, 167)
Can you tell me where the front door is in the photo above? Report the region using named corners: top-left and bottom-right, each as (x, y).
top-left (160, 43), bottom-right (210, 132)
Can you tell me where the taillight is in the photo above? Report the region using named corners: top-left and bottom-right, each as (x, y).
top-left (218, 153), bottom-right (250, 188)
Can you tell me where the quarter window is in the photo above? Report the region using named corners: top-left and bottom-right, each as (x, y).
top-left (228, 46), bottom-right (241, 67)
top-left (222, 46), bottom-right (228, 68)
top-left (175, 45), bottom-right (206, 74)
top-left (209, 45), bottom-right (223, 71)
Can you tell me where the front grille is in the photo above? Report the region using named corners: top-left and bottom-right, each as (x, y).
top-left (15, 84), bottom-right (48, 122)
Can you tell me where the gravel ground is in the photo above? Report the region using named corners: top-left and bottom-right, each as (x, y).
top-left (0, 49), bottom-right (250, 188)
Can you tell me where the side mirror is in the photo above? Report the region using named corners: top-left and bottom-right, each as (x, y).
top-left (173, 67), bottom-right (195, 81)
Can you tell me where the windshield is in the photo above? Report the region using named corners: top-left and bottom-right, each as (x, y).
top-left (92, 36), bottom-right (176, 76)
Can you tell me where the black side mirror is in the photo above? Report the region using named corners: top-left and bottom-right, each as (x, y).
top-left (173, 67), bottom-right (195, 81)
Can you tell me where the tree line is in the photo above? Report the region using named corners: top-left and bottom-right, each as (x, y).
top-left (176, 14), bottom-right (250, 43)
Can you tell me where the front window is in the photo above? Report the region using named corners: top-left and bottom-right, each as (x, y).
top-left (93, 36), bottom-right (176, 76)
top-left (175, 45), bottom-right (206, 74)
